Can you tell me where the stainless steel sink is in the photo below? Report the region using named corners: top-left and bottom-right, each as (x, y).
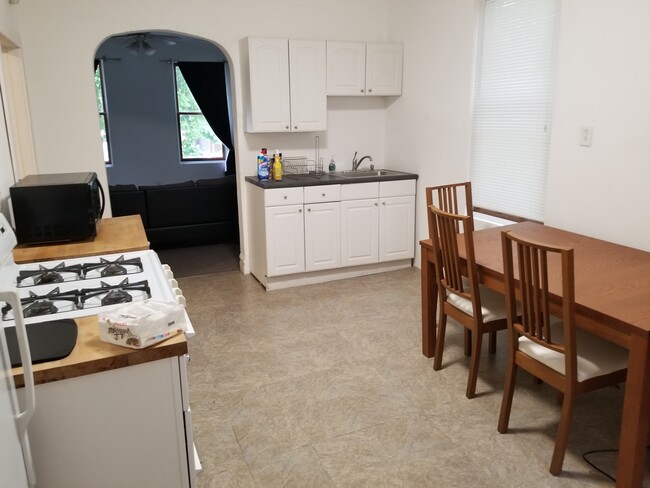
top-left (332, 169), bottom-right (401, 178)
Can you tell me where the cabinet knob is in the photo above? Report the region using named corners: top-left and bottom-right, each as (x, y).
top-left (294, 126), bottom-right (298, 130)
top-left (374, 202), bottom-right (378, 206)
top-left (283, 195), bottom-right (287, 200)
top-left (382, 202), bottom-right (386, 205)
top-left (299, 208), bottom-right (302, 213)
top-left (285, 125), bottom-right (289, 129)
top-left (360, 89), bottom-right (365, 93)
top-left (307, 208), bottom-right (311, 212)
top-left (322, 193), bottom-right (325, 197)
top-left (368, 88), bottom-right (373, 93)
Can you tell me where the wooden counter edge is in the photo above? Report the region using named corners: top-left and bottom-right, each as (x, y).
top-left (12, 215), bottom-right (150, 264)
top-left (11, 315), bottom-right (188, 388)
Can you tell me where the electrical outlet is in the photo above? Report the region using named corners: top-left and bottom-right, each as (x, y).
top-left (580, 126), bottom-right (594, 147)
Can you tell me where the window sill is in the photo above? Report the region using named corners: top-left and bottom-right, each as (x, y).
top-left (474, 211), bottom-right (516, 230)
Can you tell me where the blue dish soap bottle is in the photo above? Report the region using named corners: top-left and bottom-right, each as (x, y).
top-left (257, 148), bottom-right (269, 181)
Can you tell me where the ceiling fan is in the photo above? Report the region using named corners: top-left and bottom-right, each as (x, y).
top-left (118, 32), bottom-right (179, 56)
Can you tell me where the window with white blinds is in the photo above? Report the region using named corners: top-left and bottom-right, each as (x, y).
top-left (469, 0), bottom-right (560, 222)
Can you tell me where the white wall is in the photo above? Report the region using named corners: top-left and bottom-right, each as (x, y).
top-left (386, 0), bottom-right (478, 264)
top-left (0, 2), bottom-right (21, 217)
top-left (11, 0), bottom-right (391, 271)
top-left (388, 0), bottom-right (650, 259)
top-left (0, 1), bottom-right (19, 45)
top-left (544, 0), bottom-right (650, 250)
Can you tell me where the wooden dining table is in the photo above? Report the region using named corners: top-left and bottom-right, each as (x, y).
top-left (420, 221), bottom-right (650, 488)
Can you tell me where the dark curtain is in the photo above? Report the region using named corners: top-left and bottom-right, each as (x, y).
top-left (177, 62), bottom-right (236, 175)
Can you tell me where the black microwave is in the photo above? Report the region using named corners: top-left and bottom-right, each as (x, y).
top-left (10, 172), bottom-right (105, 245)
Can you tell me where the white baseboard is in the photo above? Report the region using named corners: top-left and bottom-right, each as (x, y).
top-left (251, 259), bottom-right (413, 290)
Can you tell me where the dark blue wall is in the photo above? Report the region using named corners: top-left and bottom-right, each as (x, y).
top-left (96, 33), bottom-right (230, 186)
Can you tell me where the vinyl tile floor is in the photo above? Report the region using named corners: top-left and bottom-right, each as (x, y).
top-left (178, 267), bottom-right (647, 487)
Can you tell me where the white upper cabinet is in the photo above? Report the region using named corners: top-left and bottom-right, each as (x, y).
top-left (247, 37), bottom-right (290, 132)
top-left (289, 40), bottom-right (328, 132)
top-left (327, 41), bottom-right (403, 96)
top-left (247, 37), bottom-right (327, 133)
top-left (326, 41), bottom-right (366, 96)
top-left (366, 43), bottom-right (403, 96)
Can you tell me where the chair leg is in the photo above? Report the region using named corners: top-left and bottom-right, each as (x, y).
top-left (464, 329), bottom-right (472, 356)
top-left (556, 391), bottom-right (564, 405)
top-left (466, 329), bottom-right (482, 399)
top-left (488, 331), bottom-right (497, 354)
top-left (498, 362), bottom-right (517, 434)
top-left (549, 390), bottom-right (575, 476)
top-left (433, 313), bottom-right (447, 371)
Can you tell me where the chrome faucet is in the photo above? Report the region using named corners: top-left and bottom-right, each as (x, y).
top-left (352, 152), bottom-right (373, 170)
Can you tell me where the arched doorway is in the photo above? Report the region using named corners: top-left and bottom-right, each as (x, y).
top-left (95, 31), bottom-right (239, 276)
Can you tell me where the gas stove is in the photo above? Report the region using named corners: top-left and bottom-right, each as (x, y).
top-left (0, 214), bottom-right (194, 336)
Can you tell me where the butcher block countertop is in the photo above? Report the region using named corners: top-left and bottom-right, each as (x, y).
top-left (12, 215), bottom-right (149, 264)
top-left (11, 315), bottom-right (188, 387)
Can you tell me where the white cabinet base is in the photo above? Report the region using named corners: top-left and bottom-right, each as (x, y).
top-left (20, 358), bottom-right (195, 488)
top-left (252, 258), bottom-right (412, 291)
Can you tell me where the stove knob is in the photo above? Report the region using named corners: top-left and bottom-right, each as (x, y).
top-left (161, 264), bottom-right (174, 279)
top-left (173, 287), bottom-right (186, 306)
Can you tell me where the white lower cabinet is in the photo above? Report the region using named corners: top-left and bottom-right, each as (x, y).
top-left (265, 204), bottom-right (305, 276)
top-left (247, 179), bottom-right (415, 289)
top-left (341, 180), bottom-right (415, 266)
top-left (22, 357), bottom-right (195, 488)
top-left (305, 201), bottom-right (341, 271)
top-left (341, 198), bottom-right (379, 266)
top-left (379, 195), bottom-right (416, 261)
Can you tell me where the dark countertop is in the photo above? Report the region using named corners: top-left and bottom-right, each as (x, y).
top-left (245, 169), bottom-right (418, 189)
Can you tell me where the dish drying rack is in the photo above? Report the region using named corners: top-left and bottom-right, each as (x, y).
top-left (283, 156), bottom-right (326, 179)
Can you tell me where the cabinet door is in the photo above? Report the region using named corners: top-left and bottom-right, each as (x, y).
top-left (304, 202), bottom-right (341, 271)
top-left (326, 41), bottom-right (366, 96)
top-left (379, 195), bottom-right (415, 262)
top-left (341, 198), bottom-right (379, 266)
top-left (265, 204), bottom-right (305, 276)
top-left (366, 43), bottom-right (403, 96)
top-left (248, 37), bottom-right (291, 132)
top-left (289, 40), bottom-right (327, 131)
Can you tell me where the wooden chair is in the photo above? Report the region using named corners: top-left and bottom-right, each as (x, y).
top-left (425, 181), bottom-right (478, 356)
top-left (498, 231), bottom-right (628, 475)
top-left (425, 181), bottom-right (473, 235)
top-left (428, 204), bottom-right (508, 399)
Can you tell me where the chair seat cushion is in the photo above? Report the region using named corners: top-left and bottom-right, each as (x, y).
top-left (518, 321), bottom-right (628, 382)
top-left (446, 283), bottom-right (507, 322)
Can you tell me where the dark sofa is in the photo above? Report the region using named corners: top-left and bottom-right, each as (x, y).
top-left (109, 175), bottom-right (238, 249)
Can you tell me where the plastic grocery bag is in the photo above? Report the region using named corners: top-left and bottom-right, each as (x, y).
top-left (98, 300), bottom-right (187, 349)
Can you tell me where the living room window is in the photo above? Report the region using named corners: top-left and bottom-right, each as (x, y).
top-left (469, 0), bottom-right (560, 222)
top-left (174, 66), bottom-right (225, 162)
top-left (94, 60), bottom-right (112, 166)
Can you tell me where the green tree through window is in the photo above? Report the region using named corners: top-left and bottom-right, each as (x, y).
top-left (175, 66), bottom-right (224, 161)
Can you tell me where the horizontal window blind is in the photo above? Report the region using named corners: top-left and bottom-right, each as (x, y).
top-left (470, 0), bottom-right (559, 222)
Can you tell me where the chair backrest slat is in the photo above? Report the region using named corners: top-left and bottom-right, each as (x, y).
top-left (426, 182), bottom-right (473, 236)
top-left (429, 205), bottom-right (480, 312)
top-left (502, 231), bottom-right (575, 362)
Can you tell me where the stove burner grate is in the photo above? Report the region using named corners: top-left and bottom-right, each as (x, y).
top-left (82, 256), bottom-right (144, 279)
top-left (17, 263), bottom-right (84, 287)
top-left (2, 288), bottom-right (80, 320)
top-left (80, 278), bottom-right (151, 309)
